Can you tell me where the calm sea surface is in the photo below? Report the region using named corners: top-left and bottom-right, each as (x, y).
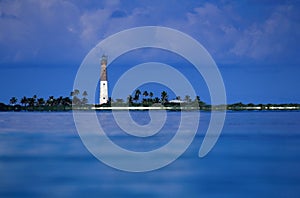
top-left (0, 111), bottom-right (299, 197)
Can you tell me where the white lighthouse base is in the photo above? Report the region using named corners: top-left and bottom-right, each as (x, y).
top-left (100, 80), bottom-right (108, 104)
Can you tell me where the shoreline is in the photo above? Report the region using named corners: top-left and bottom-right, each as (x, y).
top-left (0, 105), bottom-right (299, 112)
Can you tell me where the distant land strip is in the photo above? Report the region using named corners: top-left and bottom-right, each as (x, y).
top-left (1, 103), bottom-right (299, 112)
top-left (1, 93), bottom-right (299, 112)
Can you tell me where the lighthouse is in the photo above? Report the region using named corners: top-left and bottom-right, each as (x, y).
top-left (99, 55), bottom-right (108, 105)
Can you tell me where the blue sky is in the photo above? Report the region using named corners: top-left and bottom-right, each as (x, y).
top-left (0, 0), bottom-right (299, 104)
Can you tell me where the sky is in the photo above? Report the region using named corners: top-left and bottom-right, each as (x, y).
top-left (0, 0), bottom-right (299, 104)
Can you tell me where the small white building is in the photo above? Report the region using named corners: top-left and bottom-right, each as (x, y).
top-left (169, 99), bottom-right (186, 104)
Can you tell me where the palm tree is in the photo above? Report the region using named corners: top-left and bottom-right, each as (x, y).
top-left (82, 91), bottom-right (88, 104)
top-left (70, 89), bottom-right (81, 105)
top-left (9, 97), bottom-right (18, 106)
top-left (46, 96), bottom-right (55, 106)
top-left (32, 95), bottom-right (37, 106)
top-left (74, 89), bottom-right (80, 96)
top-left (142, 91), bottom-right (149, 106)
top-left (127, 95), bottom-right (133, 106)
top-left (161, 91), bottom-right (168, 104)
top-left (149, 92), bottom-right (153, 98)
top-left (143, 91), bottom-right (148, 98)
top-left (134, 89), bottom-right (141, 103)
top-left (153, 97), bottom-right (160, 103)
top-left (184, 95), bottom-right (191, 103)
top-left (62, 97), bottom-right (72, 106)
top-left (20, 96), bottom-right (28, 107)
top-left (27, 97), bottom-right (35, 107)
top-left (82, 91), bottom-right (88, 98)
top-left (57, 96), bottom-right (64, 106)
top-left (72, 96), bottom-right (81, 105)
top-left (81, 97), bottom-right (88, 105)
top-left (194, 96), bottom-right (205, 107)
top-left (149, 92), bottom-right (154, 103)
top-left (37, 98), bottom-right (45, 106)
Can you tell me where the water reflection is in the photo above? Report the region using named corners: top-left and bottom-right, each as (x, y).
top-left (0, 111), bottom-right (299, 197)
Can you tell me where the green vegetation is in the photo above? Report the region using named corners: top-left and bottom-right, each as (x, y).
top-left (0, 89), bottom-right (299, 111)
top-left (96, 90), bottom-right (299, 111)
top-left (101, 90), bottom-right (207, 109)
top-left (0, 90), bottom-right (88, 111)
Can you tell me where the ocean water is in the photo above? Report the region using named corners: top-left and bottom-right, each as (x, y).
top-left (0, 111), bottom-right (299, 197)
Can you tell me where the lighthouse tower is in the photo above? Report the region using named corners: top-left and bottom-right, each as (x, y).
top-left (99, 55), bottom-right (108, 105)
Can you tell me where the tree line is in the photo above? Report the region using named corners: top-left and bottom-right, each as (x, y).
top-left (1, 89), bottom-right (298, 111)
top-left (102, 89), bottom-right (207, 108)
top-left (0, 89), bottom-right (207, 111)
top-left (0, 89), bottom-right (88, 111)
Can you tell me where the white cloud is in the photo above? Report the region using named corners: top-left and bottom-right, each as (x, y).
top-left (230, 5), bottom-right (298, 62)
top-left (181, 3), bottom-right (241, 63)
top-left (78, 4), bottom-right (154, 45)
top-left (79, 9), bottom-right (111, 47)
top-left (0, 0), bottom-right (81, 63)
top-left (173, 2), bottom-right (300, 65)
top-left (0, 1), bottom-right (298, 66)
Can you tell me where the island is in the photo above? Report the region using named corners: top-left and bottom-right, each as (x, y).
top-left (0, 89), bottom-right (299, 112)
